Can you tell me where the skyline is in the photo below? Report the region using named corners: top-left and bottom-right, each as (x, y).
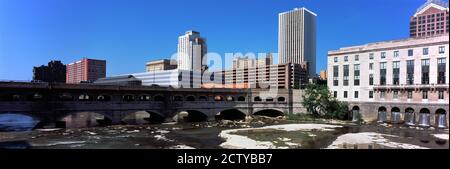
top-left (0, 0), bottom-right (438, 80)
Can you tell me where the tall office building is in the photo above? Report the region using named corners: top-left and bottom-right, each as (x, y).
top-left (278, 7), bottom-right (317, 77)
top-left (177, 30), bottom-right (207, 72)
top-left (410, 0), bottom-right (449, 38)
top-left (66, 58), bottom-right (106, 84)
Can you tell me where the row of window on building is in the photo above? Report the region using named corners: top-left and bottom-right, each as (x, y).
top-left (333, 46), bottom-right (446, 63)
top-left (333, 90), bottom-right (446, 100)
top-left (333, 57), bottom-right (447, 86)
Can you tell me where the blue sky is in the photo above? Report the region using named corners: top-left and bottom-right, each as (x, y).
top-left (0, 0), bottom-right (434, 80)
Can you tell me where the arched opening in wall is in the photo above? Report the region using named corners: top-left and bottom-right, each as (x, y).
top-left (266, 97), bottom-right (274, 102)
top-left (123, 95), bottom-right (135, 102)
top-left (0, 113), bottom-right (40, 132)
top-left (59, 93), bottom-right (73, 101)
top-left (97, 95), bottom-right (111, 101)
top-left (254, 96), bottom-right (262, 102)
top-left (435, 109), bottom-right (447, 128)
top-left (29, 93), bottom-right (44, 101)
top-left (122, 111), bottom-right (165, 125)
top-left (174, 96), bottom-right (183, 102)
top-left (418, 108), bottom-right (431, 127)
top-left (186, 96), bottom-right (196, 102)
top-left (214, 96), bottom-right (224, 101)
top-left (226, 96), bottom-right (234, 101)
top-left (154, 95), bottom-right (164, 102)
top-left (138, 95), bottom-right (151, 101)
top-left (238, 96), bottom-right (246, 102)
top-left (404, 108), bottom-right (415, 126)
top-left (78, 94), bottom-right (92, 101)
top-left (199, 96), bottom-right (208, 101)
top-left (253, 109), bottom-right (284, 118)
top-left (175, 110), bottom-right (208, 123)
top-left (215, 109), bottom-right (246, 121)
top-left (59, 112), bottom-right (112, 129)
top-left (351, 106), bottom-right (360, 122)
top-left (378, 107), bottom-right (387, 123)
top-left (391, 107), bottom-right (401, 124)
top-left (277, 97), bottom-right (286, 102)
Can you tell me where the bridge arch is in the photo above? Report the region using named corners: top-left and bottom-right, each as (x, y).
top-left (78, 94), bottom-right (93, 101)
top-left (174, 110), bottom-right (208, 122)
top-left (174, 95), bottom-right (183, 102)
top-left (418, 108), bottom-right (431, 127)
top-left (404, 108), bottom-right (415, 125)
top-left (59, 93), bottom-right (73, 101)
top-left (138, 95), bottom-right (151, 101)
top-left (214, 95), bottom-right (224, 101)
top-left (266, 97), bottom-right (274, 102)
top-left (0, 112), bottom-right (41, 131)
top-left (277, 97), bottom-right (286, 102)
top-left (391, 107), bottom-right (401, 123)
top-left (435, 109), bottom-right (447, 128)
top-left (226, 96), bottom-right (235, 101)
top-left (253, 109), bottom-right (284, 117)
top-left (237, 96), bottom-right (246, 102)
top-left (215, 109), bottom-right (246, 121)
top-left (254, 96), bottom-right (262, 102)
top-left (122, 111), bottom-right (165, 124)
top-left (186, 95), bottom-right (196, 102)
top-left (198, 95), bottom-right (208, 101)
top-left (97, 94), bottom-right (111, 101)
top-left (123, 95), bottom-right (135, 101)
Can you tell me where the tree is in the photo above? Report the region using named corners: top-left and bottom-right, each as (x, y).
top-left (302, 84), bottom-right (349, 120)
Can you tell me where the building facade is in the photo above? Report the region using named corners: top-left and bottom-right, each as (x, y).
top-left (319, 70), bottom-right (327, 80)
top-left (410, 0), bottom-right (449, 38)
top-left (232, 53), bottom-right (273, 69)
top-left (146, 59), bottom-right (177, 72)
top-left (32, 60), bottom-right (66, 83)
top-left (328, 35), bottom-right (449, 128)
top-left (278, 7), bottom-right (317, 78)
top-left (177, 31), bottom-right (207, 72)
top-left (66, 58), bottom-right (106, 84)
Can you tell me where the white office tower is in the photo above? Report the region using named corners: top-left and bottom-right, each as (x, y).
top-left (278, 8), bottom-right (317, 77)
top-left (177, 30), bottom-right (208, 72)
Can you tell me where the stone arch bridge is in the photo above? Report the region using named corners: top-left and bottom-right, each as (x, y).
top-left (0, 82), bottom-right (305, 127)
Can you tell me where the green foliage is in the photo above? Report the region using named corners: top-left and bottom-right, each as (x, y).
top-left (301, 84), bottom-right (349, 120)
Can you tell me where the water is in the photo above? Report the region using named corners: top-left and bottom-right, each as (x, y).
top-left (0, 114), bottom-right (39, 132)
top-left (0, 121), bottom-right (448, 149)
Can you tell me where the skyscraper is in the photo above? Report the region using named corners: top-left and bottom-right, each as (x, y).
top-left (410, 0), bottom-right (449, 38)
top-left (177, 31), bottom-right (207, 72)
top-left (278, 8), bottom-right (317, 78)
top-left (66, 58), bottom-right (106, 84)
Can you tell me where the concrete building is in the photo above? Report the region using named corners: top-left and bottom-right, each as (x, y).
top-left (32, 60), bottom-right (66, 83)
top-left (328, 35), bottom-right (449, 127)
top-left (177, 31), bottom-right (207, 72)
top-left (146, 59), bottom-right (177, 72)
top-left (232, 53), bottom-right (273, 69)
top-left (216, 63), bottom-right (308, 89)
top-left (410, 0), bottom-right (449, 38)
top-left (66, 58), bottom-right (106, 84)
top-left (278, 7), bottom-right (317, 78)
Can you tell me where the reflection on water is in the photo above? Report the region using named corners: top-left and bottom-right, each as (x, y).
top-left (0, 114), bottom-right (39, 132)
top-left (62, 112), bottom-right (108, 128)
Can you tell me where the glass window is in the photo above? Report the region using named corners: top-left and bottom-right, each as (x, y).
top-left (408, 49), bottom-right (414, 56)
top-left (422, 59), bottom-right (430, 66)
top-left (344, 91), bottom-right (348, 98)
top-left (344, 56), bottom-right (348, 62)
top-left (381, 52), bottom-right (386, 59)
top-left (381, 91), bottom-right (386, 99)
top-left (355, 55), bottom-right (359, 61)
top-left (423, 48), bottom-right (429, 55)
top-left (393, 91), bottom-right (399, 99)
top-left (423, 91), bottom-right (428, 99)
top-left (407, 90), bottom-right (413, 99)
top-left (354, 91), bottom-right (359, 99)
top-left (439, 91), bottom-right (444, 100)
top-left (334, 57), bottom-right (338, 63)
top-left (394, 51), bottom-right (399, 58)
top-left (334, 91), bottom-right (338, 98)
top-left (369, 63), bottom-right (373, 70)
top-left (369, 91), bottom-right (374, 99)
top-left (439, 46), bottom-right (445, 54)
top-left (369, 53), bottom-right (374, 60)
